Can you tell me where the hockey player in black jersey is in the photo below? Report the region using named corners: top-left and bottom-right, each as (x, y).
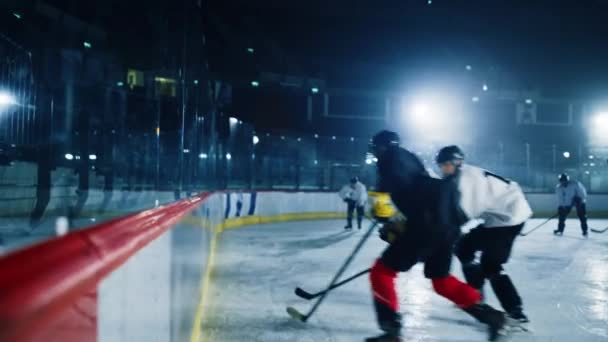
top-left (436, 145), bottom-right (531, 328)
top-left (365, 131), bottom-right (506, 342)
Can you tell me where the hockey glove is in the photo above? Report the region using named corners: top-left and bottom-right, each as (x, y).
top-left (368, 192), bottom-right (396, 222)
top-left (379, 219), bottom-right (407, 244)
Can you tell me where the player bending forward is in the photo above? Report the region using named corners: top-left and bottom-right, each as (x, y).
top-left (436, 145), bottom-right (531, 328)
top-left (366, 131), bottom-right (506, 342)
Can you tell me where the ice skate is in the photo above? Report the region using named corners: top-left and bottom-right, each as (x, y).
top-left (506, 310), bottom-right (531, 332)
top-left (463, 304), bottom-right (507, 341)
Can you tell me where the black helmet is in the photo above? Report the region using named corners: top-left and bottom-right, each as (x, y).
top-left (436, 145), bottom-right (465, 165)
top-left (350, 176), bottom-right (359, 184)
top-left (370, 130), bottom-right (400, 149)
top-left (559, 173), bottom-right (569, 183)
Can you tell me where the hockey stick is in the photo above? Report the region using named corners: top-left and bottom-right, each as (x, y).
top-left (591, 226), bottom-right (608, 234)
top-left (295, 268), bottom-right (371, 300)
top-left (519, 213), bottom-right (559, 236)
top-left (287, 220), bottom-right (379, 322)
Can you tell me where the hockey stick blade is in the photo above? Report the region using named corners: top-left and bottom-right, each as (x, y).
top-left (591, 226), bottom-right (608, 233)
top-left (286, 306), bottom-right (307, 322)
top-left (295, 287), bottom-right (315, 300)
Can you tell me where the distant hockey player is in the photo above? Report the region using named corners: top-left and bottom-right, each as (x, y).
top-left (365, 131), bottom-right (506, 342)
top-left (339, 177), bottom-right (368, 230)
top-left (436, 145), bottom-right (532, 328)
top-left (554, 173), bottom-right (588, 237)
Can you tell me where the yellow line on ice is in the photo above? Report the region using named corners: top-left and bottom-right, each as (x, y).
top-left (190, 229), bottom-right (219, 342)
top-left (189, 211), bottom-right (345, 341)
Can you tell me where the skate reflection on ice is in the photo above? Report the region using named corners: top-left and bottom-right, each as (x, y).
top-left (397, 266), bottom-right (432, 330)
top-left (587, 265), bottom-right (607, 321)
top-left (583, 261), bottom-right (608, 336)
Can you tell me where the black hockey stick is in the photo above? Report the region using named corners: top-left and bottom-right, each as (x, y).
top-left (519, 213), bottom-right (559, 236)
top-left (591, 226), bottom-right (608, 233)
top-left (286, 220), bottom-right (379, 322)
top-left (295, 268), bottom-right (371, 300)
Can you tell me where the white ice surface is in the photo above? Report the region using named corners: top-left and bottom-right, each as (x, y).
top-left (202, 218), bottom-right (608, 342)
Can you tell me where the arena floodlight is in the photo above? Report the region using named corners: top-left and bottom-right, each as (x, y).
top-left (0, 91), bottom-right (17, 107)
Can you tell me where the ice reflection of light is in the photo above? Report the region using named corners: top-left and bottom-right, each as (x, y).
top-left (586, 262), bottom-right (608, 321)
top-left (572, 255), bottom-right (608, 338)
top-left (397, 267), bottom-right (432, 330)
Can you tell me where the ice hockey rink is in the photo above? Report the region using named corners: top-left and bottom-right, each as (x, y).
top-left (200, 218), bottom-right (608, 342)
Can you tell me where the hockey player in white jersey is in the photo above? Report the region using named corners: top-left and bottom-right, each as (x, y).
top-left (554, 173), bottom-right (588, 237)
top-left (436, 145), bottom-right (532, 327)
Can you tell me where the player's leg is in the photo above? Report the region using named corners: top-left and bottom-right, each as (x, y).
top-left (425, 238), bottom-right (506, 341)
top-left (356, 204), bottom-right (364, 229)
top-left (480, 225), bottom-right (528, 323)
top-left (345, 200), bottom-right (354, 229)
top-left (575, 202), bottom-right (588, 236)
top-left (454, 227), bottom-right (486, 294)
top-left (554, 206), bottom-right (571, 235)
top-left (367, 237), bottom-right (419, 341)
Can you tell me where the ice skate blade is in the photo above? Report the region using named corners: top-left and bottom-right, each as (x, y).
top-left (506, 317), bottom-right (532, 333)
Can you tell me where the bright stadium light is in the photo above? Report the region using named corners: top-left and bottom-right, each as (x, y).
top-left (199, 153), bottom-right (208, 159)
top-left (407, 101), bottom-right (438, 130)
top-left (88, 154), bottom-right (97, 160)
top-left (525, 98), bottom-right (533, 104)
top-left (0, 91), bottom-right (17, 107)
top-left (589, 112), bottom-right (608, 144)
top-left (593, 112), bottom-right (608, 128)
top-left (411, 102), bottom-right (430, 117)
top-left (402, 93), bottom-right (463, 144)
top-left (65, 153), bottom-right (74, 160)
top-left (482, 84), bottom-right (488, 91)
top-left (229, 117), bottom-right (238, 125)
top-left (226, 153), bottom-right (232, 160)
top-left (253, 135), bottom-right (260, 145)
top-left (365, 153), bottom-right (377, 165)
top-left (589, 155), bottom-right (595, 159)
top-left (563, 151), bottom-right (571, 158)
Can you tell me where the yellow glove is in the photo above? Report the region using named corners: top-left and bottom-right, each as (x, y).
top-left (368, 192), bottom-right (396, 221)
